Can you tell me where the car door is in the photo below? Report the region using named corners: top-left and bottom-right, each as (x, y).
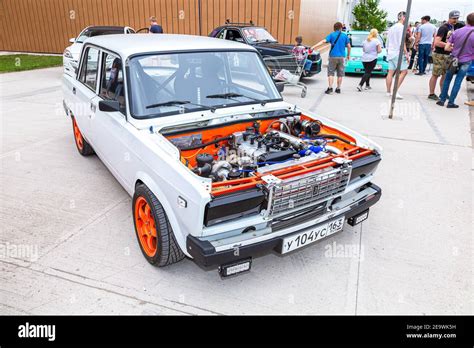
top-left (89, 51), bottom-right (134, 190)
top-left (71, 45), bottom-right (101, 143)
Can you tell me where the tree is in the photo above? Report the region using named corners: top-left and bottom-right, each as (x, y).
top-left (352, 0), bottom-right (388, 32)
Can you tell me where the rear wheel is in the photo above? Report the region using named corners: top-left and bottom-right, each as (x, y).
top-left (133, 184), bottom-right (185, 266)
top-left (72, 117), bottom-right (94, 156)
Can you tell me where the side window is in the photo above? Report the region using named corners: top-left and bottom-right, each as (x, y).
top-left (79, 47), bottom-right (100, 91)
top-left (225, 29), bottom-right (244, 43)
top-left (99, 52), bottom-right (126, 112)
top-left (216, 29), bottom-right (226, 39)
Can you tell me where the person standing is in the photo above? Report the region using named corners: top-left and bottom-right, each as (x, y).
top-left (437, 12), bottom-right (474, 108)
top-left (408, 21), bottom-right (421, 70)
top-left (357, 29), bottom-right (382, 91)
top-left (385, 11), bottom-right (410, 100)
top-left (311, 22), bottom-right (351, 94)
top-left (414, 16), bottom-right (437, 75)
top-left (149, 16), bottom-right (163, 34)
top-left (428, 10), bottom-right (460, 100)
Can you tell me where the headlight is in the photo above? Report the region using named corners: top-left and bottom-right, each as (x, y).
top-left (63, 49), bottom-right (73, 59)
top-left (350, 56), bottom-right (361, 61)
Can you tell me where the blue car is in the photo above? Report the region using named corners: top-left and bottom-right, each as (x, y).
top-left (467, 61), bottom-right (474, 83)
top-left (344, 30), bottom-right (389, 76)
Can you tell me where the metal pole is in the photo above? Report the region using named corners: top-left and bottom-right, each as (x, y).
top-left (388, 0), bottom-right (412, 119)
top-left (198, 0), bottom-right (202, 36)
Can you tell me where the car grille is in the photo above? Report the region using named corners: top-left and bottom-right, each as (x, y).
top-left (264, 165), bottom-right (351, 217)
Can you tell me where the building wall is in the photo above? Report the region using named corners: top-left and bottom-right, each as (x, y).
top-left (0, 0), bottom-right (304, 54)
top-left (297, 0), bottom-right (340, 46)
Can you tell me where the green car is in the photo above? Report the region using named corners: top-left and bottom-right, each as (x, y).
top-left (344, 30), bottom-right (389, 76)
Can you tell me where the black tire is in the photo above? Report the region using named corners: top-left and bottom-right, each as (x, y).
top-left (71, 116), bottom-right (94, 156)
top-left (132, 184), bottom-right (185, 267)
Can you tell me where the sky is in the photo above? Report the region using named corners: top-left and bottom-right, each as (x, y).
top-left (379, 0), bottom-right (474, 23)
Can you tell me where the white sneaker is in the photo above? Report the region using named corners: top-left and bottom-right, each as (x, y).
top-left (357, 86), bottom-right (362, 92)
top-left (386, 92), bottom-right (391, 97)
top-left (396, 93), bottom-right (403, 100)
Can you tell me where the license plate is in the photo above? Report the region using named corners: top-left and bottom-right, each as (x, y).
top-left (374, 64), bottom-right (382, 70)
top-left (280, 216), bottom-right (345, 254)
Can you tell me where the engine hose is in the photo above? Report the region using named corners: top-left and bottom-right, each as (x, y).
top-left (316, 134), bottom-right (356, 146)
top-left (180, 136), bottom-right (232, 151)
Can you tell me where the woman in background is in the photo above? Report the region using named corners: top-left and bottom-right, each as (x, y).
top-left (357, 29), bottom-right (382, 91)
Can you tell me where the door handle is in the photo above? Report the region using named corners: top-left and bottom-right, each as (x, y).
top-left (72, 87), bottom-right (76, 94)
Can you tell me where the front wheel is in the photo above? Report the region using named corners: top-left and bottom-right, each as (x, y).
top-left (132, 184), bottom-right (185, 267)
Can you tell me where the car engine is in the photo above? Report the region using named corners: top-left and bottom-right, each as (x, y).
top-left (183, 116), bottom-right (349, 182)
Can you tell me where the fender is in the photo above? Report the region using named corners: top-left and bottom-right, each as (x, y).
top-left (133, 171), bottom-right (191, 258)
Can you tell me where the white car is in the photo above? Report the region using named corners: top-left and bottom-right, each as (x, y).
top-left (62, 34), bottom-right (382, 277)
top-left (63, 26), bottom-right (135, 76)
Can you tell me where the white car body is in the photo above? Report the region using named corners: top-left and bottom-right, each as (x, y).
top-left (63, 34), bottom-right (382, 274)
top-left (63, 26), bottom-right (135, 76)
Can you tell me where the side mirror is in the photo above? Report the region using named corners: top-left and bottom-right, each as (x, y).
top-left (99, 100), bottom-right (121, 112)
top-left (69, 38), bottom-right (76, 43)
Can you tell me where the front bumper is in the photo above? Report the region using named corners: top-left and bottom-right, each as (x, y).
top-left (187, 182), bottom-right (381, 268)
top-left (345, 61), bottom-right (388, 75)
top-left (306, 58), bottom-right (322, 76)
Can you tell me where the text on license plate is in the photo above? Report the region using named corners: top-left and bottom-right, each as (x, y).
top-left (280, 217), bottom-right (345, 254)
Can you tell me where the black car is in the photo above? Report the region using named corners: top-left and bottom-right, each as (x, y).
top-left (209, 21), bottom-right (322, 77)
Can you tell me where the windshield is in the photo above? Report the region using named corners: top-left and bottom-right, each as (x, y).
top-left (76, 28), bottom-right (124, 43)
top-left (349, 34), bottom-right (385, 48)
top-left (128, 51), bottom-right (281, 119)
top-left (242, 27), bottom-right (277, 43)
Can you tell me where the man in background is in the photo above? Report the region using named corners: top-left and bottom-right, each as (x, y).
top-left (408, 21), bottom-right (420, 70)
top-left (149, 16), bottom-right (163, 34)
top-left (428, 10), bottom-right (460, 100)
top-left (311, 22), bottom-right (351, 95)
top-left (385, 11), bottom-right (410, 100)
top-left (414, 16), bottom-right (437, 75)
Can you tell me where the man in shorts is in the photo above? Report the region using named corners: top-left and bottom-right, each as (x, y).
top-left (312, 22), bottom-right (351, 94)
top-left (428, 10), bottom-right (460, 100)
top-left (385, 11), bottom-right (410, 100)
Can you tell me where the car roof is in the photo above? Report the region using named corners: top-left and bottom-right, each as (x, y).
top-left (83, 25), bottom-right (128, 31)
top-left (83, 34), bottom-right (255, 58)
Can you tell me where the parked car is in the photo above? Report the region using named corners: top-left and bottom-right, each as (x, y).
top-left (467, 61), bottom-right (474, 83)
top-left (63, 34), bottom-right (382, 277)
top-left (63, 26), bottom-right (135, 76)
top-left (210, 21), bottom-right (322, 77)
top-left (344, 30), bottom-right (389, 76)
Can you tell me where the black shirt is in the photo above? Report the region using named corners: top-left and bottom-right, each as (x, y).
top-left (434, 22), bottom-right (465, 55)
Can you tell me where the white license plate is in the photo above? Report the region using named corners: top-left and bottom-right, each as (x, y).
top-left (280, 216), bottom-right (345, 254)
top-left (374, 64), bottom-right (382, 70)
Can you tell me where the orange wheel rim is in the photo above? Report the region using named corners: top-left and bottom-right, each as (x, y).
top-left (134, 196), bottom-right (157, 257)
top-left (72, 118), bottom-right (84, 150)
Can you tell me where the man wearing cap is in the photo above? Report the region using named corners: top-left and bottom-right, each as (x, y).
top-left (437, 12), bottom-right (474, 108)
top-left (428, 10), bottom-right (460, 100)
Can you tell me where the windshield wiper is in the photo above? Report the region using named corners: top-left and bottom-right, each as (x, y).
top-left (206, 93), bottom-right (267, 106)
top-left (146, 100), bottom-right (215, 113)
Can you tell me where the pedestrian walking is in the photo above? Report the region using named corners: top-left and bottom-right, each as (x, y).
top-left (357, 29), bottom-right (382, 91)
top-left (437, 12), bottom-right (474, 108)
top-left (149, 16), bottom-right (163, 34)
top-left (311, 22), bottom-right (351, 94)
top-left (428, 10), bottom-right (460, 100)
top-left (385, 11), bottom-right (410, 100)
top-left (414, 16), bottom-right (437, 75)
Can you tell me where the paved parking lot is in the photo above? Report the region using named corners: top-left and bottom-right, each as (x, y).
top-left (0, 61), bottom-right (472, 315)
